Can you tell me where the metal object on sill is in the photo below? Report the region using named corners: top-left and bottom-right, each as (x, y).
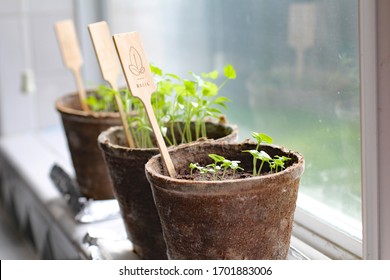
top-left (49, 164), bottom-right (85, 213)
top-left (75, 199), bottom-right (120, 223)
top-left (49, 164), bottom-right (120, 223)
top-left (288, 245), bottom-right (310, 260)
top-left (83, 228), bottom-right (135, 260)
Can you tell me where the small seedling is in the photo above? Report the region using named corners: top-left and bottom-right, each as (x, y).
top-left (243, 132), bottom-right (273, 175)
top-left (189, 153), bottom-right (243, 181)
top-left (244, 132), bottom-right (291, 175)
top-left (85, 85), bottom-right (123, 112)
top-left (228, 160), bottom-right (244, 176)
top-left (220, 159), bottom-right (244, 177)
top-left (189, 132), bottom-right (292, 181)
top-left (270, 155), bottom-right (291, 173)
top-left (243, 149), bottom-right (272, 176)
top-left (189, 163), bottom-right (210, 180)
top-left (206, 154), bottom-right (224, 180)
top-left (251, 132), bottom-right (273, 150)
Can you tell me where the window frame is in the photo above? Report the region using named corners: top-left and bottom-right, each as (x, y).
top-left (293, 194), bottom-right (362, 259)
top-left (293, 0), bottom-right (390, 260)
top-left (360, 0), bottom-right (390, 260)
top-left (359, 0), bottom-right (379, 260)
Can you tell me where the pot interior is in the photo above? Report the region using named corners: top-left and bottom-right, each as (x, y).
top-left (56, 92), bottom-right (119, 118)
top-left (164, 122), bottom-right (235, 143)
top-left (101, 121), bottom-right (237, 150)
top-left (150, 141), bottom-right (301, 178)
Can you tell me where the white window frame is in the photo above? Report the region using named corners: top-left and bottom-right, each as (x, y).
top-left (293, 0), bottom-right (390, 260)
top-left (360, 0), bottom-right (390, 260)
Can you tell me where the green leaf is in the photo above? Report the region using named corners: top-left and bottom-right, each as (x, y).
top-left (191, 101), bottom-right (199, 108)
top-left (166, 73), bottom-right (181, 80)
top-left (230, 161), bottom-right (243, 170)
top-left (184, 80), bottom-right (196, 95)
top-left (213, 96), bottom-right (231, 108)
top-left (260, 133), bottom-right (273, 144)
top-left (207, 108), bottom-right (223, 115)
top-left (202, 81), bottom-right (219, 96)
top-left (224, 64), bottom-right (236, 79)
top-left (157, 80), bottom-right (173, 95)
top-left (259, 151), bottom-right (272, 161)
top-left (202, 70), bottom-right (219, 80)
top-left (208, 153), bottom-right (225, 163)
top-left (243, 149), bottom-right (261, 157)
top-left (251, 132), bottom-right (273, 144)
top-left (150, 64), bottom-right (163, 76)
top-left (177, 94), bottom-right (185, 105)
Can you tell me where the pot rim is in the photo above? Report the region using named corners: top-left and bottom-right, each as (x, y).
top-left (98, 126), bottom-right (160, 153)
top-left (145, 139), bottom-right (305, 190)
top-left (98, 122), bottom-right (239, 153)
top-left (56, 92), bottom-right (120, 119)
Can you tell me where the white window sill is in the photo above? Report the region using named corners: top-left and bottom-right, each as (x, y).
top-left (294, 194), bottom-right (362, 259)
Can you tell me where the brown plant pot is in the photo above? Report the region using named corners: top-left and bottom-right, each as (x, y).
top-left (56, 93), bottom-right (121, 200)
top-left (98, 123), bottom-right (238, 260)
top-left (145, 140), bottom-right (305, 260)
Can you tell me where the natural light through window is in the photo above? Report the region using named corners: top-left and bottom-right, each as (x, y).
top-left (107, 0), bottom-right (361, 240)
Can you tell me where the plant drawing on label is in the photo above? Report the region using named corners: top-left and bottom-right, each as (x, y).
top-left (129, 47), bottom-right (145, 76)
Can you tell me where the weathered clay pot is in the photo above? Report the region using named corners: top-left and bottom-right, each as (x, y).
top-left (98, 123), bottom-right (238, 260)
top-left (145, 140), bottom-right (304, 260)
top-left (56, 93), bottom-right (121, 200)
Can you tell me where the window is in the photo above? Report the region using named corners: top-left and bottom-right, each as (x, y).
top-left (3, 0), bottom-right (390, 259)
top-left (100, 0), bottom-right (362, 258)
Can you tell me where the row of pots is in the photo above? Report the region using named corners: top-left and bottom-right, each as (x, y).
top-left (56, 93), bottom-right (304, 260)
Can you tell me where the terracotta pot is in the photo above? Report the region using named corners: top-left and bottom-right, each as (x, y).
top-left (56, 93), bottom-right (121, 200)
top-left (145, 140), bottom-right (304, 260)
top-left (98, 123), bottom-right (238, 260)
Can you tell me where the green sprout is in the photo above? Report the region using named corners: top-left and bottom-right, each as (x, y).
top-left (189, 133), bottom-right (291, 181)
top-left (251, 132), bottom-right (273, 150)
top-left (189, 153), bottom-right (243, 181)
top-left (222, 159), bottom-right (243, 177)
top-left (189, 163), bottom-right (209, 180)
top-left (243, 132), bottom-right (273, 175)
top-left (85, 85), bottom-right (124, 112)
top-left (242, 149), bottom-right (272, 176)
top-left (244, 132), bottom-right (291, 176)
top-left (206, 154), bottom-right (224, 180)
top-left (189, 162), bottom-right (199, 176)
top-left (270, 155), bottom-right (291, 173)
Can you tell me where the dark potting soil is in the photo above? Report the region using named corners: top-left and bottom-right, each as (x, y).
top-left (176, 169), bottom-right (253, 181)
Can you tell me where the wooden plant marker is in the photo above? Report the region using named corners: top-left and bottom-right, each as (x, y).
top-left (88, 21), bottom-right (135, 148)
top-left (54, 20), bottom-right (89, 111)
top-left (113, 32), bottom-right (177, 177)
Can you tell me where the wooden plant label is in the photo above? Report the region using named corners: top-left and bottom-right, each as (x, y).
top-left (54, 19), bottom-right (89, 111)
top-left (113, 32), bottom-right (177, 177)
top-left (88, 21), bottom-right (120, 89)
top-left (88, 21), bottom-right (135, 148)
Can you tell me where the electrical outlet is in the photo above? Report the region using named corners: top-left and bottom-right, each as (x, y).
top-left (21, 68), bottom-right (36, 94)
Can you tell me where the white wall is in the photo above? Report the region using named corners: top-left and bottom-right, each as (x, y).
top-left (0, 0), bottom-right (75, 135)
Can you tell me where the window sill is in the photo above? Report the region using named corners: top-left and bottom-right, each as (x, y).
top-left (294, 195), bottom-right (362, 259)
